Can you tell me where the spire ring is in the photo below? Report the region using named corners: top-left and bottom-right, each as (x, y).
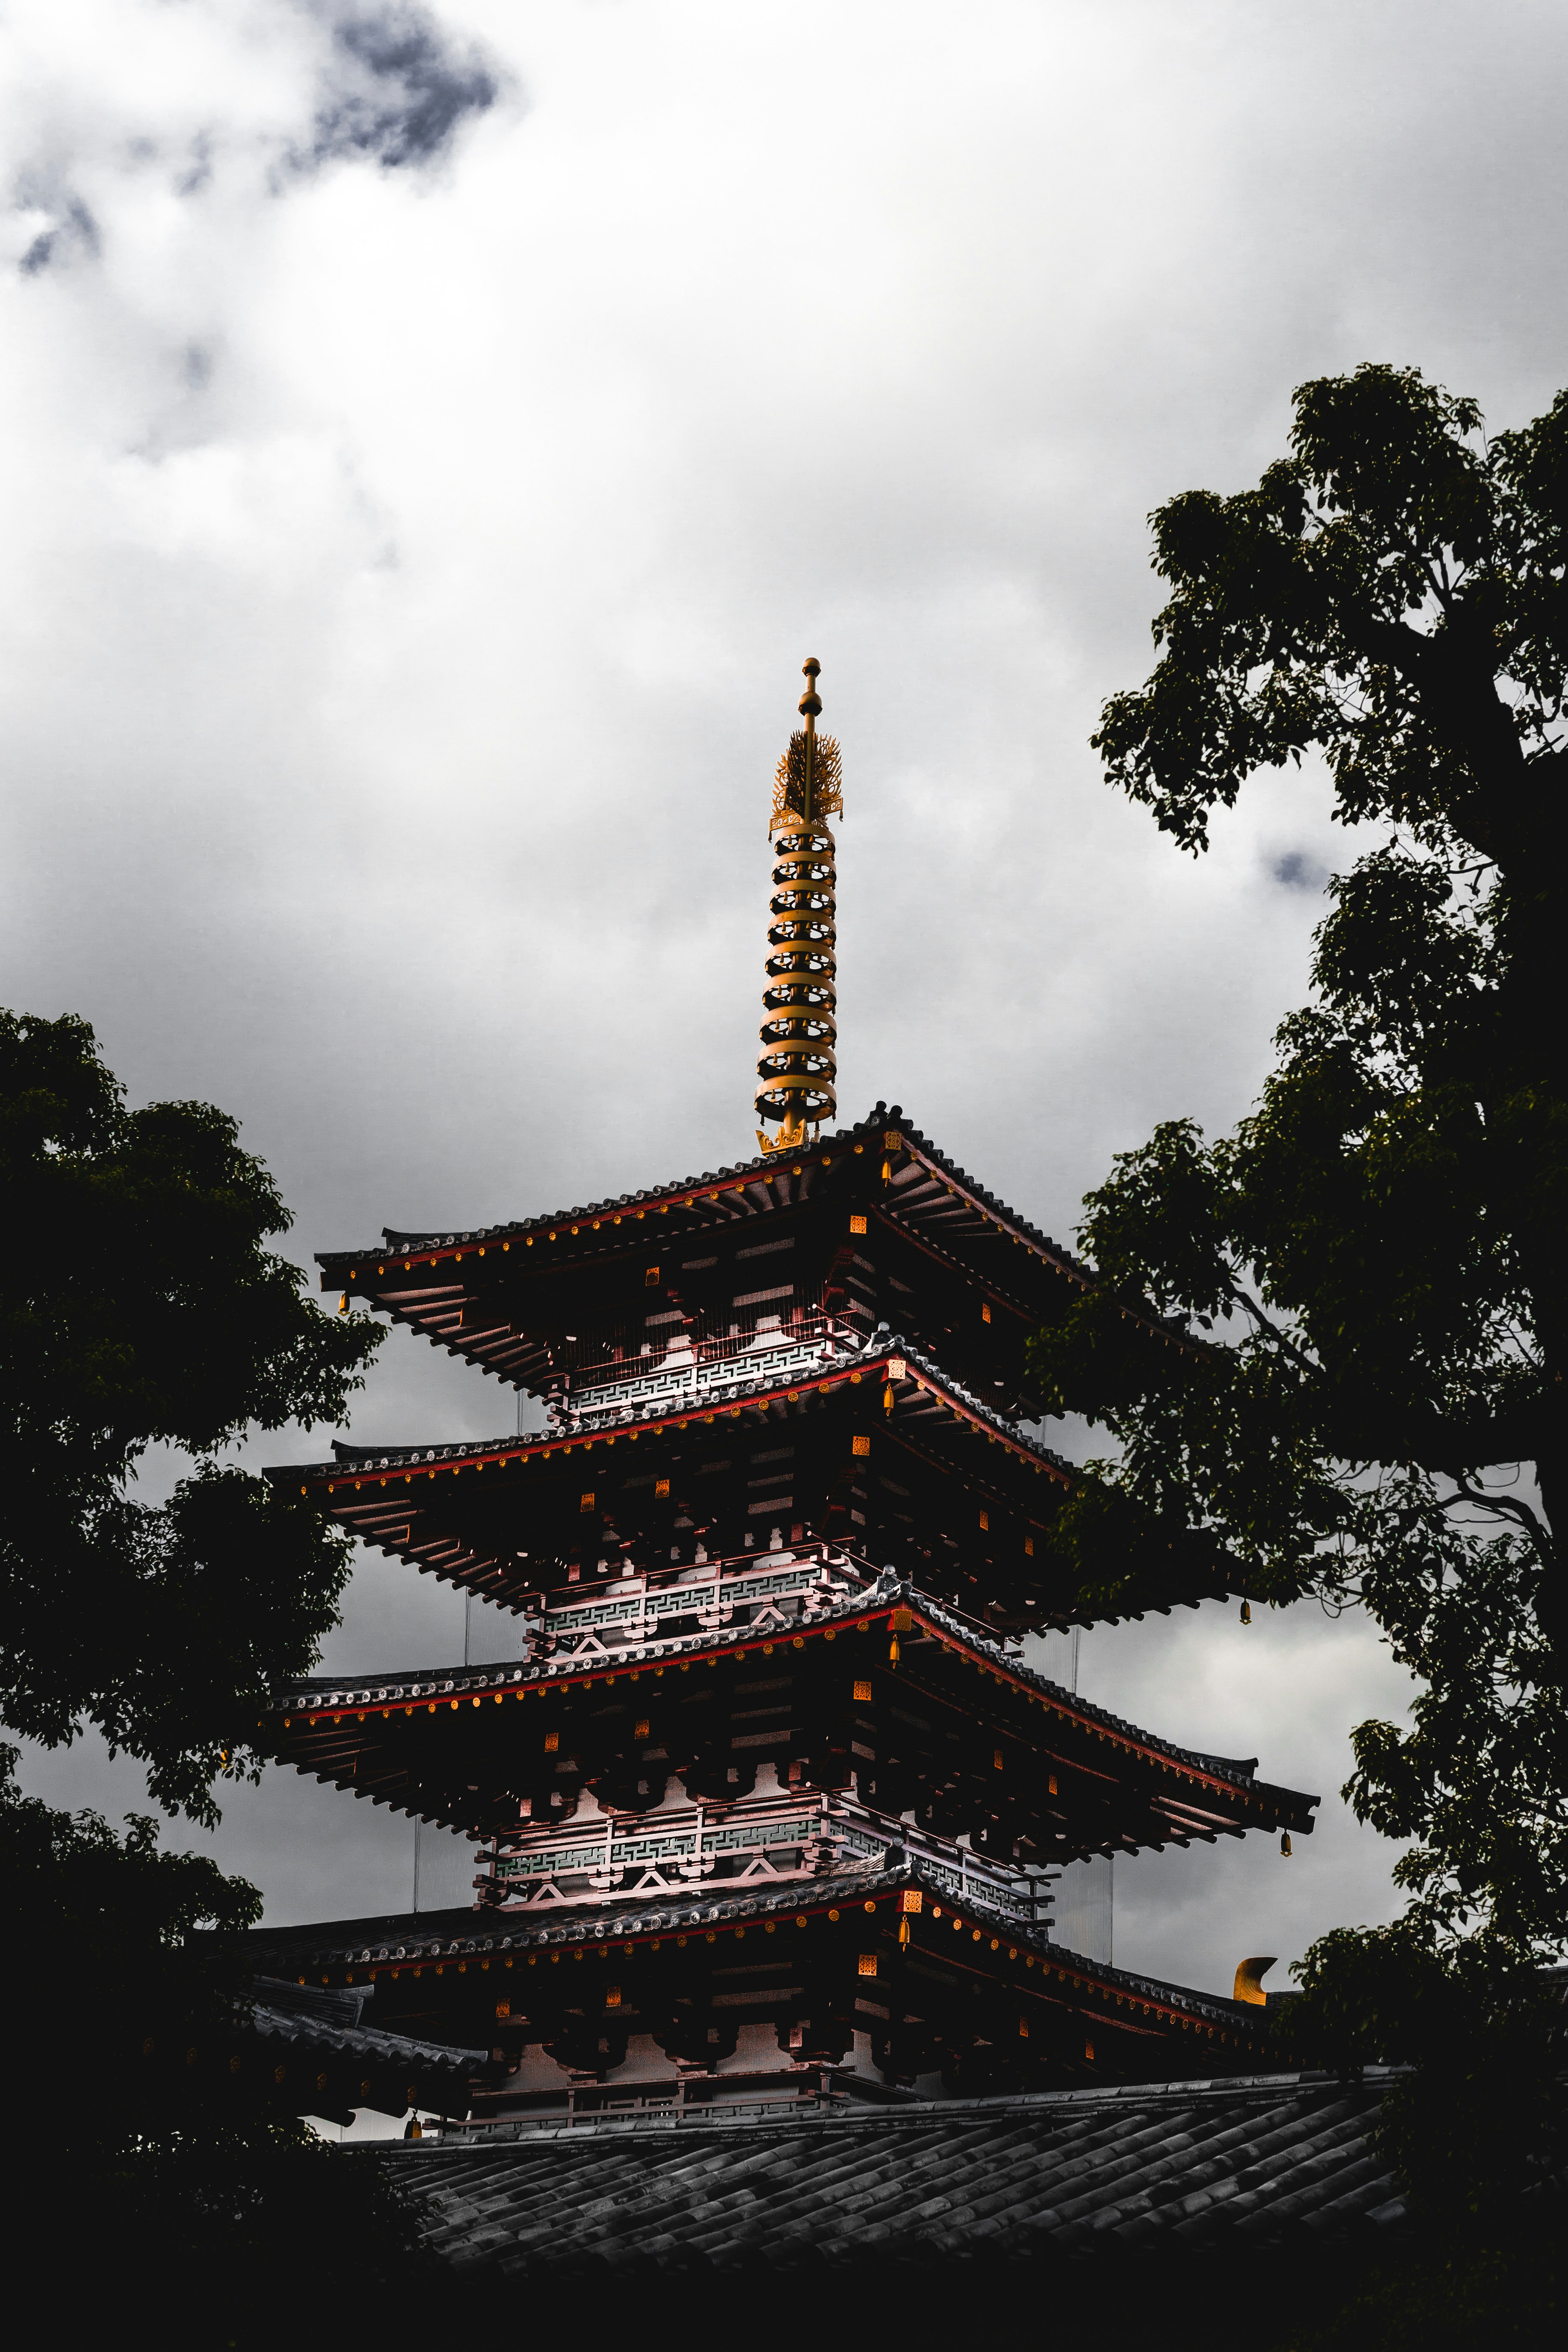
top-left (756, 662), bottom-right (841, 1152)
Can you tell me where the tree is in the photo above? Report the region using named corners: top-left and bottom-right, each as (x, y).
top-left (0, 1009), bottom-right (380, 1819)
top-left (0, 1015), bottom-right (419, 2319)
top-left (1, 1746), bottom-right (432, 2328)
top-left (1029, 365), bottom-right (1567, 2202)
top-left (2, 1732), bottom-right (274, 2162)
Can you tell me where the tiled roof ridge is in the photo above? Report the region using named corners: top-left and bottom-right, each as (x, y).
top-left (394, 2067), bottom-right (1406, 2144)
top-left (876, 1329), bottom-right (1078, 1470)
top-left (267, 1562), bottom-right (910, 1703)
top-left (389, 2077), bottom-right (1412, 2253)
top-left (246, 1972), bottom-right (485, 2072)
top-left (278, 1333), bottom-right (1079, 1484)
top-left (248, 2004), bottom-right (484, 2073)
top-left (319, 1106), bottom-right (895, 1263)
top-left (905, 1585), bottom-right (1266, 1784)
top-left (311, 1104), bottom-right (1091, 1277)
top-left (245, 1857), bottom-right (1260, 2032)
top-left (891, 1111), bottom-right (1087, 1279)
top-left (251, 1973), bottom-right (371, 2025)
top-left (310, 1111), bottom-right (1215, 1381)
top-left (265, 1566), bottom-right (1308, 1809)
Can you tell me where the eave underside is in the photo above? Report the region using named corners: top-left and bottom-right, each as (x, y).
top-left (271, 1346), bottom-right (1226, 1630)
top-left (260, 1578), bottom-right (1316, 1862)
top-left (314, 1107), bottom-right (1194, 1408)
top-left (245, 1858), bottom-right (1276, 2103)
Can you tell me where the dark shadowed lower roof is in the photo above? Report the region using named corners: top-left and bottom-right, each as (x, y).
top-left (246, 1975), bottom-right (484, 2121)
top-left (384, 2071), bottom-right (1409, 2273)
top-left (250, 1976), bottom-right (483, 2084)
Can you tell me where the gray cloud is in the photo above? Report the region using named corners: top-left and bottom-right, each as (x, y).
top-left (298, 2), bottom-right (502, 172)
top-left (174, 133), bottom-right (216, 201)
top-left (5, 2), bottom-right (504, 291)
top-left (2, 0), bottom-right (1560, 2000)
top-left (15, 189), bottom-right (99, 276)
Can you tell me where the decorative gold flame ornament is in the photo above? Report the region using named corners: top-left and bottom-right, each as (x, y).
top-left (755, 658), bottom-right (842, 1153)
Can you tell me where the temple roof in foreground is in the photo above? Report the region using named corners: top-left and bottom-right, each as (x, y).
top-left (386, 2070), bottom-right (1409, 2270)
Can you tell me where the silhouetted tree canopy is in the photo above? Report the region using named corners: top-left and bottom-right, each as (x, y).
top-left (1032, 365), bottom-right (1568, 2212)
top-left (0, 1016), bottom-right (420, 2314)
top-left (0, 1007), bottom-right (380, 1815)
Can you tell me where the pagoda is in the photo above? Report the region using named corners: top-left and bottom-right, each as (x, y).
top-left (251, 663), bottom-right (1316, 2127)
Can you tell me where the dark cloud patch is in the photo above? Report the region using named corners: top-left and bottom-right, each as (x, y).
top-left (175, 134), bottom-right (215, 201)
top-left (301, 2), bottom-right (502, 173)
top-left (17, 193), bottom-right (100, 277)
top-left (1273, 851), bottom-right (1327, 892)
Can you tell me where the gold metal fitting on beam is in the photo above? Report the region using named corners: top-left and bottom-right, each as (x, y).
top-left (756, 657), bottom-right (841, 1153)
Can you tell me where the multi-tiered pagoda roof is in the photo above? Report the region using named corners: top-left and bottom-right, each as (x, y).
top-left (255, 1102), bottom-right (1314, 2128)
top-left (314, 1104), bottom-right (1195, 1430)
top-left (295, 1108), bottom-right (1221, 1634)
top-left (252, 672), bottom-right (1312, 2134)
top-left (262, 1571), bottom-right (1313, 1870)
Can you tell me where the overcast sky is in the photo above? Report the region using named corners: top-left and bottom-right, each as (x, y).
top-left (6, 0), bottom-right (1563, 1999)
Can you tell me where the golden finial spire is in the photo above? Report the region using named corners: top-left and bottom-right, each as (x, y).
top-left (755, 658), bottom-right (842, 1154)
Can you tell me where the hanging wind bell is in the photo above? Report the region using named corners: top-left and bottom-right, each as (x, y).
top-left (755, 658), bottom-right (843, 1153)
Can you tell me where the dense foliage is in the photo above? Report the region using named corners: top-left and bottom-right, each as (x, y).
top-left (1030, 365), bottom-right (1567, 2202)
top-left (1, 1736), bottom-right (262, 2133)
top-left (0, 1017), bottom-right (415, 2316)
top-left (0, 1009), bottom-right (381, 1819)
top-left (2, 1747), bottom-right (429, 2326)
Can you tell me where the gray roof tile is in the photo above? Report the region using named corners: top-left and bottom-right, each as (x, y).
top-left (382, 2073), bottom-right (1405, 2272)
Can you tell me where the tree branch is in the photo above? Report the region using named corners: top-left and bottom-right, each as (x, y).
top-left (1229, 1284), bottom-right (1318, 1373)
top-left (1446, 1474), bottom-right (1553, 1561)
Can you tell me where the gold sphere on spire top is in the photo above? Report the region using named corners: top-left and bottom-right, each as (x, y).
top-left (756, 661), bottom-right (841, 1155)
